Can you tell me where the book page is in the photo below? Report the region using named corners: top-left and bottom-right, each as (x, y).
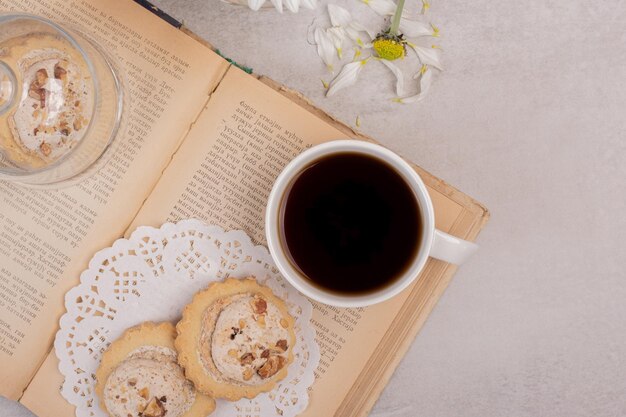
top-left (125, 67), bottom-right (466, 416)
top-left (0, 0), bottom-right (229, 399)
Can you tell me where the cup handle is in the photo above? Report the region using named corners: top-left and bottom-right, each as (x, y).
top-left (430, 229), bottom-right (479, 265)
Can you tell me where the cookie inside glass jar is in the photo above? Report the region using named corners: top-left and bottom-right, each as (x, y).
top-left (0, 31), bottom-right (94, 168)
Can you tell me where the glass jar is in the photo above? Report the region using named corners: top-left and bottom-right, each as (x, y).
top-left (0, 14), bottom-right (125, 186)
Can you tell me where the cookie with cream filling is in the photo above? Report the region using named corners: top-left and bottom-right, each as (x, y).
top-left (95, 322), bottom-right (215, 417)
top-left (175, 278), bottom-right (296, 400)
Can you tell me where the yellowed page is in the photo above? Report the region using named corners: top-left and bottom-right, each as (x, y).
top-left (0, 0), bottom-right (229, 399)
top-left (126, 67), bottom-right (468, 416)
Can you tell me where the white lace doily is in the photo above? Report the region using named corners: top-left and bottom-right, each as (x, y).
top-left (54, 219), bottom-right (320, 417)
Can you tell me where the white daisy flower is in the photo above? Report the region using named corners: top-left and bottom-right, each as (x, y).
top-left (315, 0), bottom-right (444, 104)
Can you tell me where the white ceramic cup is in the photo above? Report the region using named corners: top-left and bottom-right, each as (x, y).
top-left (265, 140), bottom-right (478, 307)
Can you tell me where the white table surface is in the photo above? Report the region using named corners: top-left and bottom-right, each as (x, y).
top-left (3, 0), bottom-right (626, 416)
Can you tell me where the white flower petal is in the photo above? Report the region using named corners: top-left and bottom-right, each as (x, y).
top-left (349, 21), bottom-right (375, 39)
top-left (327, 59), bottom-right (368, 96)
top-left (269, 0), bottom-right (283, 12)
top-left (327, 27), bottom-right (347, 58)
top-left (399, 18), bottom-right (434, 37)
top-left (300, 0), bottom-right (317, 9)
top-left (248, 0), bottom-right (266, 10)
top-left (344, 27), bottom-right (363, 45)
top-left (362, 0), bottom-right (396, 16)
top-left (395, 67), bottom-right (433, 103)
top-left (314, 27), bottom-right (337, 70)
top-left (346, 22), bottom-right (374, 45)
top-left (407, 43), bottom-right (443, 70)
top-left (325, 4), bottom-right (373, 47)
top-left (379, 59), bottom-right (407, 97)
top-left (327, 4), bottom-right (353, 27)
top-left (284, 0), bottom-right (299, 12)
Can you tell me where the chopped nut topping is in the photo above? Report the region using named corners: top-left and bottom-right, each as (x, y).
top-left (138, 387), bottom-right (149, 400)
top-left (280, 318), bottom-right (289, 328)
top-left (28, 69), bottom-right (48, 108)
top-left (243, 368), bottom-right (254, 381)
top-left (261, 349), bottom-right (270, 359)
top-left (53, 62), bottom-right (67, 82)
top-left (240, 352), bottom-right (255, 365)
top-left (256, 315), bottom-right (266, 328)
top-left (251, 297), bottom-right (267, 314)
top-left (35, 69), bottom-right (48, 82)
top-left (228, 349), bottom-right (238, 358)
top-left (238, 319), bottom-right (246, 329)
top-left (140, 396), bottom-right (166, 417)
top-left (276, 339), bottom-right (288, 352)
top-left (257, 355), bottom-right (286, 379)
top-left (40, 142), bottom-right (51, 156)
top-left (127, 378), bottom-right (137, 387)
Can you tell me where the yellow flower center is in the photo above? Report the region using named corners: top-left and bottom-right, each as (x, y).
top-left (372, 38), bottom-right (405, 61)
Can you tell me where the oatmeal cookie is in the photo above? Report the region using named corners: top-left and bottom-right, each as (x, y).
top-left (175, 278), bottom-right (296, 400)
top-left (95, 322), bottom-right (215, 417)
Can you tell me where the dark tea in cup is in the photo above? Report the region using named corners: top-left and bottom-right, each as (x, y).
top-left (279, 152), bottom-right (421, 295)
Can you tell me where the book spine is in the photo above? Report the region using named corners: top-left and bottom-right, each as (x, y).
top-left (133, 0), bottom-right (182, 28)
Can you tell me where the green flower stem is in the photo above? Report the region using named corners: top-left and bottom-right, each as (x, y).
top-left (389, 0), bottom-right (406, 36)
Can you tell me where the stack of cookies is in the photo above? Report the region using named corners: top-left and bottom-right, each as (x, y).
top-left (95, 278), bottom-right (297, 417)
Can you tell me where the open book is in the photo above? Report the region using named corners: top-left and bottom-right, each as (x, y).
top-left (0, 1), bottom-right (489, 416)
